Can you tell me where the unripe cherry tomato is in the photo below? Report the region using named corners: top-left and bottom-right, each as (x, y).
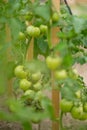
top-left (26, 25), bottom-right (35, 37)
top-left (31, 72), bottom-right (41, 83)
top-left (55, 69), bottom-right (67, 80)
top-left (24, 90), bottom-right (35, 100)
top-left (75, 90), bottom-right (81, 99)
top-left (46, 56), bottom-right (62, 70)
top-left (18, 32), bottom-right (26, 40)
top-left (19, 79), bottom-right (32, 91)
top-left (33, 82), bottom-right (42, 91)
top-left (33, 27), bottom-right (40, 37)
top-left (32, 118), bottom-right (41, 124)
top-left (60, 99), bottom-right (73, 113)
top-left (72, 68), bottom-right (78, 78)
top-left (40, 25), bottom-right (48, 34)
top-left (52, 12), bottom-right (59, 22)
top-left (26, 26), bottom-right (40, 37)
top-left (14, 65), bottom-right (27, 79)
top-left (71, 105), bottom-right (83, 119)
top-left (80, 112), bottom-right (87, 120)
top-left (25, 12), bottom-right (33, 21)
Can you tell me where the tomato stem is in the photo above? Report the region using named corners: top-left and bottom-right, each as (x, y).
top-left (38, 123), bottom-right (41, 130)
top-left (60, 111), bottom-right (63, 130)
top-left (47, 23), bottom-right (52, 49)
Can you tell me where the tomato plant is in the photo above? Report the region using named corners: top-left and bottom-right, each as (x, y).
top-left (0, 0), bottom-right (87, 130)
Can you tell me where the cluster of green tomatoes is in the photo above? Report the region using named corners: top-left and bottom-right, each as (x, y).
top-left (46, 54), bottom-right (87, 121)
top-left (14, 65), bottom-right (45, 110)
top-left (18, 11), bottom-right (59, 40)
top-left (18, 24), bottom-right (48, 41)
top-left (60, 88), bottom-right (87, 120)
top-left (46, 55), bottom-right (67, 80)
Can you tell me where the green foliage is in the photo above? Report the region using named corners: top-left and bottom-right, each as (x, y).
top-left (58, 5), bottom-right (87, 64)
top-left (34, 37), bottom-right (50, 57)
top-left (34, 3), bottom-right (51, 22)
top-left (0, 0), bottom-right (87, 130)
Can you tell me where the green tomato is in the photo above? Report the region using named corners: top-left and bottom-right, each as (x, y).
top-left (75, 90), bottom-right (81, 99)
top-left (46, 56), bottom-right (62, 70)
top-left (55, 69), bottom-right (67, 80)
top-left (33, 82), bottom-right (42, 91)
top-left (72, 68), bottom-right (78, 78)
top-left (33, 27), bottom-right (40, 37)
top-left (40, 25), bottom-right (48, 34)
top-left (32, 72), bottom-right (41, 83)
top-left (32, 118), bottom-right (41, 124)
top-left (71, 106), bottom-right (83, 119)
top-left (80, 112), bottom-right (87, 120)
top-left (19, 79), bottom-right (32, 91)
top-left (9, 103), bottom-right (16, 112)
top-left (24, 90), bottom-right (35, 100)
top-left (25, 12), bottom-right (33, 21)
top-left (52, 12), bottom-right (59, 22)
top-left (60, 99), bottom-right (73, 113)
top-left (26, 25), bottom-right (35, 37)
top-left (83, 102), bottom-right (87, 112)
top-left (14, 65), bottom-right (27, 79)
top-left (18, 32), bottom-right (26, 40)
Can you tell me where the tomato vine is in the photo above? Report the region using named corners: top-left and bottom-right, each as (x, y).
top-left (0, 0), bottom-right (87, 130)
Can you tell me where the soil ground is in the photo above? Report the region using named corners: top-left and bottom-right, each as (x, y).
top-left (0, 117), bottom-right (87, 130)
top-left (0, 121), bottom-right (22, 130)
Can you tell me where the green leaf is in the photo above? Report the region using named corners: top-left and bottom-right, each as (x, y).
top-left (34, 37), bottom-right (49, 57)
top-left (41, 97), bottom-right (55, 120)
top-left (0, 75), bottom-right (6, 95)
top-left (60, 78), bottom-right (83, 101)
top-left (61, 85), bottom-right (75, 101)
top-left (73, 16), bottom-right (85, 34)
top-left (25, 59), bottom-right (50, 74)
top-left (62, 54), bottom-right (73, 68)
top-left (54, 41), bottom-right (68, 53)
top-left (81, 36), bottom-right (87, 48)
top-left (57, 31), bottom-right (66, 39)
top-left (34, 4), bottom-right (50, 21)
top-left (74, 55), bottom-right (87, 64)
top-left (8, 18), bottom-right (25, 40)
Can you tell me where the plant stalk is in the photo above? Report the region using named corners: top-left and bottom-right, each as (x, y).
top-left (60, 111), bottom-right (63, 130)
